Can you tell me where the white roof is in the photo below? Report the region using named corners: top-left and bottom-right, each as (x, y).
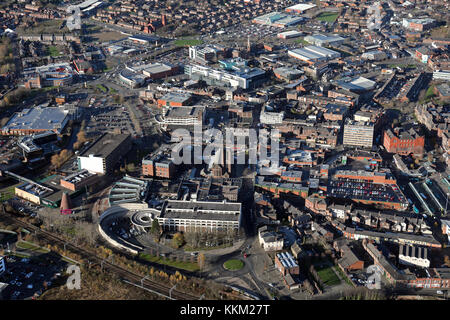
top-left (278, 30), bottom-right (302, 36)
top-left (286, 3), bottom-right (316, 11)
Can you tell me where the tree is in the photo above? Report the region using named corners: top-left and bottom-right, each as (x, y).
top-left (126, 163), bottom-right (135, 172)
top-left (172, 232), bottom-right (184, 248)
top-left (151, 219), bottom-right (161, 237)
top-left (76, 130), bottom-right (87, 144)
top-left (444, 255), bottom-right (450, 267)
top-left (197, 253), bottom-right (206, 271)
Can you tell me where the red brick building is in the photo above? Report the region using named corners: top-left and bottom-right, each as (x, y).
top-left (142, 149), bottom-right (176, 179)
top-left (275, 252), bottom-right (299, 276)
top-left (383, 127), bottom-right (425, 158)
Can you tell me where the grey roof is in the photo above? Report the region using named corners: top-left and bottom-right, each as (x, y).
top-left (159, 92), bottom-right (193, 103)
top-left (160, 200), bottom-right (241, 221)
top-left (79, 133), bottom-right (130, 158)
top-left (3, 106), bottom-right (68, 132)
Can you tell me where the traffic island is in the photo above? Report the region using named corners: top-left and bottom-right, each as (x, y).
top-left (223, 259), bottom-right (244, 271)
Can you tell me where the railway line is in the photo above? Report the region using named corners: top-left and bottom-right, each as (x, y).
top-left (0, 210), bottom-right (200, 300)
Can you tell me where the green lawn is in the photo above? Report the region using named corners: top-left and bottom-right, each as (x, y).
top-left (334, 266), bottom-right (354, 286)
top-left (96, 84), bottom-right (108, 93)
top-left (184, 242), bottom-right (232, 252)
top-left (138, 253), bottom-right (200, 272)
top-left (0, 183), bottom-right (21, 202)
top-left (16, 241), bottom-right (50, 254)
top-left (223, 259), bottom-right (244, 271)
top-left (315, 264), bottom-right (341, 286)
top-left (425, 85), bottom-right (436, 100)
top-left (174, 38), bottom-right (203, 47)
top-left (47, 46), bottom-right (61, 57)
top-left (316, 12), bottom-right (339, 23)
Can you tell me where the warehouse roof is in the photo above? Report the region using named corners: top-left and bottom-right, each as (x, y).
top-left (2, 106), bottom-right (69, 133)
top-left (337, 76), bottom-right (376, 91)
top-left (79, 133), bottom-right (130, 158)
top-left (285, 3), bottom-right (316, 12)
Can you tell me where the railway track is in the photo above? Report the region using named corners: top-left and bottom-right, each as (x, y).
top-left (0, 211), bottom-right (199, 300)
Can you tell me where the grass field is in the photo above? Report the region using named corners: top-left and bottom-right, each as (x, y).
top-left (334, 266), bottom-right (354, 286)
top-left (174, 38), bottom-right (203, 47)
top-left (16, 241), bottom-right (50, 254)
top-left (223, 259), bottom-right (244, 271)
top-left (138, 253), bottom-right (200, 272)
top-left (96, 84), bottom-right (108, 93)
top-left (0, 183), bottom-right (20, 202)
top-left (315, 264), bottom-right (341, 286)
top-left (17, 19), bottom-right (66, 35)
top-left (47, 46), bottom-right (60, 57)
top-left (184, 242), bottom-right (232, 252)
top-left (425, 85), bottom-right (436, 100)
top-left (316, 12), bottom-right (339, 23)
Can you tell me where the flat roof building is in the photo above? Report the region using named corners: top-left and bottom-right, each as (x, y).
top-left (78, 133), bottom-right (132, 175)
top-left (337, 77), bottom-right (377, 92)
top-left (155, 106), bottom-right (204, 127)
top-left (1, 106), bottom-right (70, 136)
top-left (277, 30), bottom-right (303, 39)
top-left (304, 34), bottom-right (345, 47)
top-left (157, 92), bottom-right (193, 108)
top-left (285, 3), bottom-right (316, 14)
top-left (60, 169), bottom-right (99, 192)
top-left (288, 46), bottom-right (340, 64)
top-left (343, 120), bottom-right (374, 148)
top-left (253, 12), bottom-right (304, 28)
top-left (142, 145), bottom-right (177, 179)
top-left (124, 200), bottom-right (243, 233)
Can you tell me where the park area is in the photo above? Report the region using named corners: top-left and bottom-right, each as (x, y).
top-left (315, 263), bottom-right (341, 286)
top-left (174, 38), bottom-right (203, 47)
top-left (316, 12), bottom-right (339, 23)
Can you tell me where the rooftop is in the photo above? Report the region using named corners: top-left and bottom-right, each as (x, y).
top-left (2, 106), bottom-right (69, 133)
top-left (79, 133), bottom-right (130, 158)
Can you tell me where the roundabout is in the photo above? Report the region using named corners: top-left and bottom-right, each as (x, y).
top-left (223, 259), bottom-right (244, 271)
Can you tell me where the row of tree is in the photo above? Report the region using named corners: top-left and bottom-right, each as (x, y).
top-left (50, 149), bottom-right (73, 169)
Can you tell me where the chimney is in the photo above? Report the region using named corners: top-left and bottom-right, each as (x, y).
top-left (60, 192), bottom-right (72, 214)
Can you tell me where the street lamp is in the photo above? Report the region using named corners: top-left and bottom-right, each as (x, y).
top-left (140, 275), bottom-right (149, 287)
top-left (169, 284), bottom-right (177, 300)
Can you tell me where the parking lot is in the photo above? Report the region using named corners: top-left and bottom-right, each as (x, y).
top-left (0, 254), bottom-right (67, 300)
top-left (208, 22), bottom-right (284, 45)
top-left (85, 105), bottom-right (136, 136)
top-left (328, 178), bottom-right (407, 205)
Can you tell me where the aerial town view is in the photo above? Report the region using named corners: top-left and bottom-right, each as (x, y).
top-left (0, 0), bottom-right (449, 308)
